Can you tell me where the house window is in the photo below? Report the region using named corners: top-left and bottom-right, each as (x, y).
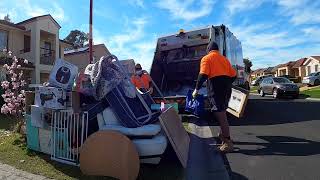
top-left (0, 30), bottom-right (8, 50)
top-left (24, 35), bottom-right (31, 52)
top-left (315, 65), bottom-right (319, 72)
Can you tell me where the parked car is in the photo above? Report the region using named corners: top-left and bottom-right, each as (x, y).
top-left (259, 77), bottom-right (299, 98)
top-left (302, 72), bottom-right (320, 86)
top-left (251, 75), bottom-right (273, 86)
top-left (279, 75), bottom-right (301, 83)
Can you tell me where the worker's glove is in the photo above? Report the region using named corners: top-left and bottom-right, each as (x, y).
top-left (192, 89), bottom-right (199, 99)
top-left (149, 87), bottom-right (154, 94)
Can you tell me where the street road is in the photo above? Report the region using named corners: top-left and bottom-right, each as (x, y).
top-left (224, 95), bottom-right (320, 180)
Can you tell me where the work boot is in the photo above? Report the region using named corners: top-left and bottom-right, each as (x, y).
top-left (219, 139), bottom-right (234, 153)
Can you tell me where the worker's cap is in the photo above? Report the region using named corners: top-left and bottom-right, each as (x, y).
top-left (207, 41), bottom-right (219, 53)
top-left (135, 64), bottom-right (142, 70)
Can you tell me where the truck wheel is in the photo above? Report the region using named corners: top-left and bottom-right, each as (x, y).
top-left (314, 79), bottom-right (320, 86)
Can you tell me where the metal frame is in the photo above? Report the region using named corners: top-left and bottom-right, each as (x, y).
top-left (51, 110), bottom-right (88, 166)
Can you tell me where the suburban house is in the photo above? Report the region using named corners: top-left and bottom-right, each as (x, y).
top-left (64, 44), bottom-right (110, 71)
top-left (291, 58), bottom-right (307, 78)
top-left (303, 56), bottom-right (320, 76)
top-left (0, 14), bottom-right (72, 84)
top-left (250, 67), bottom-right (274, 79)
top-left (274, 61), bottom-right (296, 77)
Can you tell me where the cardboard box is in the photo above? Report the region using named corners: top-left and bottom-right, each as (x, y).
top-left (35, 86), bottom-right (66, 109)
top-left (49, 58), bottom-right (78, 90)
top-left (31, 105), bottom-right (52, 129)
top-left (159, 107), bottom-right (190, 168)
top-left (227, 86), bottom-right (249, 118)
top-left (39, 128), bottom-right (52, 155)
top-left (25, 114), bottom-right (40, 151)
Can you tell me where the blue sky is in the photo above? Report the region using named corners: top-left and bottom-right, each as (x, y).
top-left (1, 0), bottom-right (320, 70)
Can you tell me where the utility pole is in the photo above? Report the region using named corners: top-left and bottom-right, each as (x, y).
top-left (89, 0), bottom-right (93, 64)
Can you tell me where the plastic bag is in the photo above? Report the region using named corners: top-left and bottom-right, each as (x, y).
top-left (185, 89), bottom-right (204, 116)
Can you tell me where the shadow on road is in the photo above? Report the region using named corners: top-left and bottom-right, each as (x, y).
top-left (233, 136), bottom-right (320, 156)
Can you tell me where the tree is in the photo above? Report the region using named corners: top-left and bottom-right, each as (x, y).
top-left (243, 58), bottom-right (253, 73)
top-left (4, 14), bottom-right (11, 22)
top-left (63, 30), bottom-right (88, 49)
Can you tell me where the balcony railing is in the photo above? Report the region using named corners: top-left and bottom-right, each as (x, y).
top-left (40, 47), bottom-right (55, 65)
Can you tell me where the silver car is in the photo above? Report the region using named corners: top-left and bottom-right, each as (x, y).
top-left (259, 77), bottom-right (299, 98)
top-left (302, 72), bottom-right (320, 86)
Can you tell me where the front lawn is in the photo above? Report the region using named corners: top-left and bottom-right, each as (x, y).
top-left (250, 86), bottom-right (259, 93)
top-left (301, 87), bottom-right (320, 98)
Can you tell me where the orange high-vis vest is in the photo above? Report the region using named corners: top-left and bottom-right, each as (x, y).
top-left (131, 74), bottom-right (151, 89)
top-left (200, 50), bottom-right (237, 78)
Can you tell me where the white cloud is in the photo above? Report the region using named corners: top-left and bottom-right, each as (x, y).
top-left (277, 0), bottom-right (320, 25)
top-left (0, 0), bottom-right (67, 22)
top-left (129, 0), bottom-right (145, 8)
top-left (155, 0), bottom-right (215, 21)
top-left (229, 23), bottom-right (320, 69)
top-left (227, 0), bottom-right (265, 14)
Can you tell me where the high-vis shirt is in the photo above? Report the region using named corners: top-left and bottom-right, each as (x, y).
top-left (200, 50), bottom-right (237, 78)
top-left (131, 73), bottom-right (152, 89)
top-left (198, 50), bottom-right (237, 105)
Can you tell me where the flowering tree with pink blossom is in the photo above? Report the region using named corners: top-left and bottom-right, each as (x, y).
top-left (0, 49), bottom-right (28, 121)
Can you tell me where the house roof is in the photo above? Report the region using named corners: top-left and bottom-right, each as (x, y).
top-left (271, 64), bottom-right (283, 72)
top-left (59, 39), bottom-right (73, 46)
top-left (263, 67), bottom-right (274, 73)
top-left (292, 58), bottom-right (307, 68)
top-left (251, 68), bottom-right (264, 75)
top-left (311, 56), bottom-right (320, 62)
top-left (16, 14), bottom-right (61, 28)
top-left (64, 44), bottom-right (107, 56)
top-left (277, 61), bottom-right (295, 68)
top-left (0, 20), bottom-right (26, 30)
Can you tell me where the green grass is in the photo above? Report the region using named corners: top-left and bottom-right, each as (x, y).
top-left (250, 86), bottom-right (259, 93)
top-left (0, 116), bottom-right (184, 180)
top-left (301, 87), bottom-right (320, 98)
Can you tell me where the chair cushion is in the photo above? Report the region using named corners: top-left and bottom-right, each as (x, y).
top-left (102, 108), bottom-right (121, 126)
top-left (100, 124), bottom-right (161, 137)
top-left (132, 134), bottom-right (167, 157)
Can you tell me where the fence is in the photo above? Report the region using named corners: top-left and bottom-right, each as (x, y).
top-left (51, 110), bottom-right (88, 166)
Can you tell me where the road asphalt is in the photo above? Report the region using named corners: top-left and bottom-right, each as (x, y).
top-left (223, 95), bottom-right (320, 180)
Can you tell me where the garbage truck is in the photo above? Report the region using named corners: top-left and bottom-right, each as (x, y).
top-left (150, 25), bottom-right (249, 107)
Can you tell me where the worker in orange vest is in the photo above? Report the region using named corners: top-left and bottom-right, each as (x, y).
top-left (193, 41), bottom-right (237, 153)
top-left (131, 64), bottom-right (154, 94)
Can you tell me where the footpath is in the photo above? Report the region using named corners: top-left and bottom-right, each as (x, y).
top-left (0, 162), bottom-right (50, 180)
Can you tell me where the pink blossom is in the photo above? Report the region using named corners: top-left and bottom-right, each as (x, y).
top-left (8, 51), bottom-right (12, 56)
top-left (17, 65), bottom-right (21, 68)
top-left (2, 49), bottom-right (7, 53)
top-left (24, 59), bottom-right (28, 64)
